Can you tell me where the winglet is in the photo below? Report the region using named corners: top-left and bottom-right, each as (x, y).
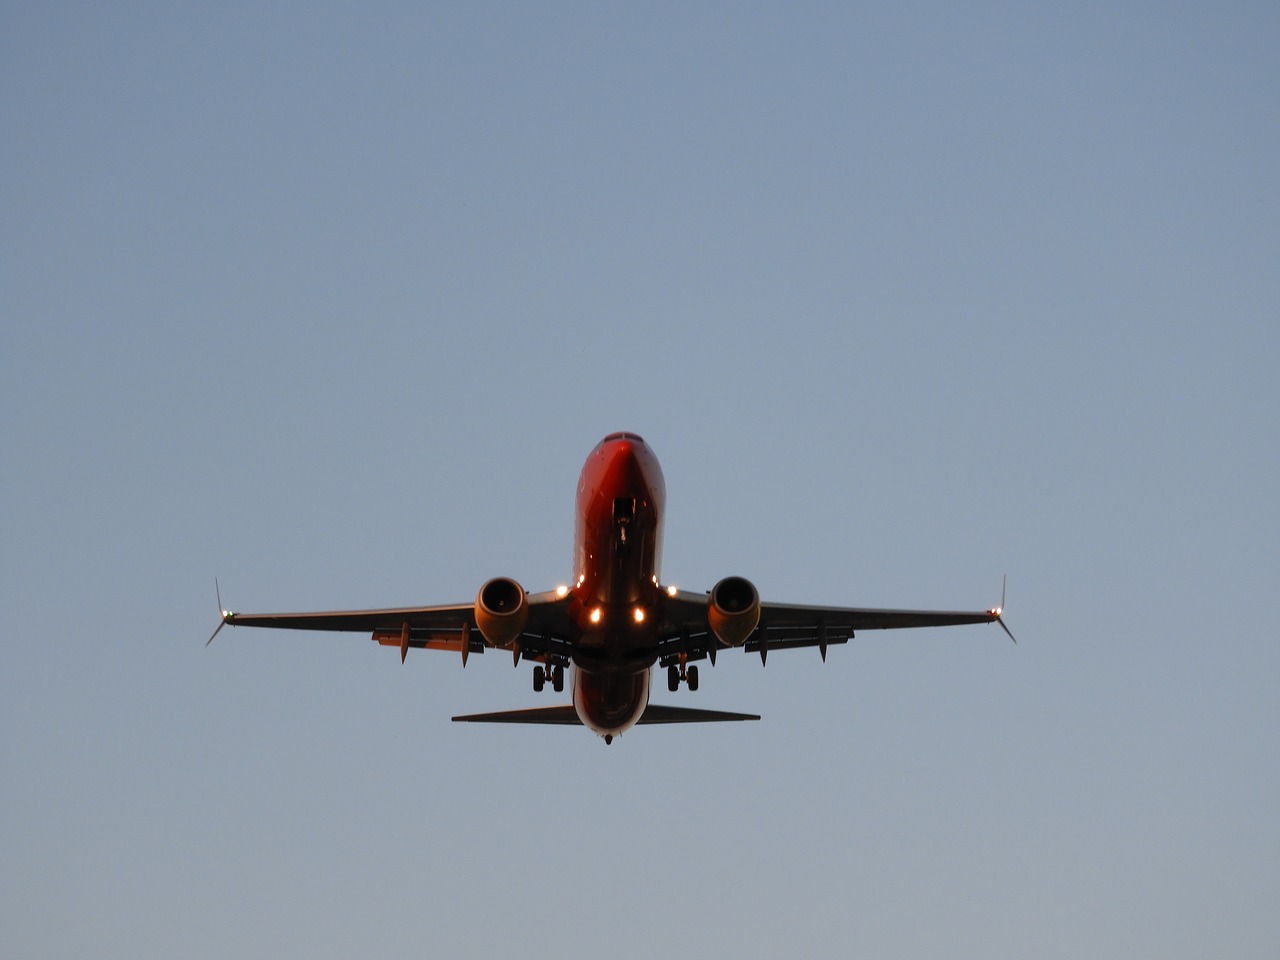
top-left (996, 615), bottom-right (1016, 644)
top-left (205, 578), bottom-right (232, 646)
top-left (990, 575), bottom-right (1016, 644)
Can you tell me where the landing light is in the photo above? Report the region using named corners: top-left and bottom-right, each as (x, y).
top-left (666, 585), bottom-right (678, 598)
top-left (590, 608), bottom-right (602, 624)
top-left (633, 607), bottom-right (646, 624)
top-left (555, 585), bottom-right (570, 598)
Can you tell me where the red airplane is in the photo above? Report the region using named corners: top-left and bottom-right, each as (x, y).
top-left (209, 432), bottom-right (1014, 744)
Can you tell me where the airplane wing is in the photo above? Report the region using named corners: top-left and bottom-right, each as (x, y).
top-left (658, 589), bottom-right (1013, 666)
top-left (208, 590), bottom-right (577, 664)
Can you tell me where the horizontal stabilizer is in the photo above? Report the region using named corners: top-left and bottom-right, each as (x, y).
top-left (452, 703), bottom-right (760, 725)
top-left (453, 705), bottom-right (581, 725)
top-left (635, 704), bottom-right (760, 724)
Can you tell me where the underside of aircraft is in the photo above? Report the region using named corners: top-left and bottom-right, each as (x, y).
top-left (209, 433), bottom-right (1013, 743)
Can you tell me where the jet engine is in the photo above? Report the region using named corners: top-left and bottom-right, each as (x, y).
top-left (475, 577), bottom-right (529, 648)
top-left (707, 576), bottom-right (761, 647)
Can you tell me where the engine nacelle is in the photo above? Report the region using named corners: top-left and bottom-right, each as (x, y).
top-left (475, 577), bottom-right (529, 648)
top-left (708, 576), bottom-right (761, 647)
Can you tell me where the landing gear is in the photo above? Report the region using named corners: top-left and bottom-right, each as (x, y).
top-left (533, 664), bottom-right (564, 693)
top-left (667, 658), bottom-right (699, 691)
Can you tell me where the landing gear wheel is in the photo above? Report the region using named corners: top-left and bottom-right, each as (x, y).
top-left (552, 664), bottom-right (564, 693)
top-left (533, 665), bottom-right (545, 692)
top-left (667, 664), bottom-right (679, 692)
top-left (687, 665), bottom-right (699, 691)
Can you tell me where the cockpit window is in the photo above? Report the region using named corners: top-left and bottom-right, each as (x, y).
top-left (602, 431), bottom-right (645, 444)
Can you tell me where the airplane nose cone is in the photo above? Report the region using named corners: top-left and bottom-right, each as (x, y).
top-left (600, 438), bottom-right (650, 493)
top-left (601, 433), bottom-right (640, 463)
top-left (611, 440), bottom-right (638, 465)
top-left (578, 432), bottom-right (666, 533)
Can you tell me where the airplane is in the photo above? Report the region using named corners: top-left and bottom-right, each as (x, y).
top-left (208, 432), bottom-right (1014, 744)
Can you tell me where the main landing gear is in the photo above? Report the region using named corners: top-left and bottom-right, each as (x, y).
top-left (533, 664), bottom-right (564, 693)
top-left (666, 661), bottom-right (698, 692)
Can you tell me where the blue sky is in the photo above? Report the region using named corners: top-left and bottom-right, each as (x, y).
top-left (3, 3), bottom-right (1277, 957)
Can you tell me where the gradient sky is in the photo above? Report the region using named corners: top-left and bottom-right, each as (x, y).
top-left (3, 3), bottom-right (1277, 958)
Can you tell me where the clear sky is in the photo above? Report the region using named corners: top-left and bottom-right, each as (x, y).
top-left (3, 3), bottom-right (1277, 958)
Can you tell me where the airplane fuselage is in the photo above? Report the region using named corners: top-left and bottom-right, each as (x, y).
top-left (568, 432), bottom-right (667, 737)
